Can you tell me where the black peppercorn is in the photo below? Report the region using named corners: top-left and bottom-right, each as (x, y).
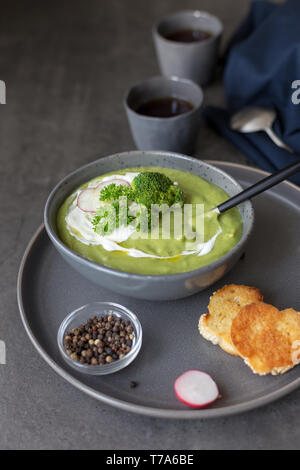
top-left (63, 312), bottom-right (135, 366)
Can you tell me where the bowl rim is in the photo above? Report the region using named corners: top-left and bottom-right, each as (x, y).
top-left (57, 301), bottom-right (142, 375)
top-left (44, 150), bottom-right (254, 281)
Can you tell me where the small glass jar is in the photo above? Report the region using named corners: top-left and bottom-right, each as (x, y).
top-left (57, 301), bottom-right (142, 375)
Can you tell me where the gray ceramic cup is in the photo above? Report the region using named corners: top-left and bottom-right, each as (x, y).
top-left (124, 76), bottom-right (203, 154)
top-left (153, 10), bottom-right (223, 86)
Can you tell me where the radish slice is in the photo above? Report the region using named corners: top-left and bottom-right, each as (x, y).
top-left (174, 370), bottom-right (219, 408)
top-left (77, 188), bottom-right (100, 213)
top-left (96, 178), bottom-right (130, 191)
top-left (77, 178), bottom-right (131, 213)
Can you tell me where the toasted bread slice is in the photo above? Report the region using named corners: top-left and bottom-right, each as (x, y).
top-left (231, 302), bottom-right (300, 375)
top-left (198, 284), bottom-right (263, 356)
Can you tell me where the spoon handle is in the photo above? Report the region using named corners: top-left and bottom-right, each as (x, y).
top-left (215, 160), bottom-right (300, 214)
top-left (265, 127), bottom-right (293, 153)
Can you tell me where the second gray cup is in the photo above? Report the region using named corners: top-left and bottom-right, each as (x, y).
top-left (153, 10), bottom-right (223, 86)
top-left (124, 76), bottom-right (203, 155)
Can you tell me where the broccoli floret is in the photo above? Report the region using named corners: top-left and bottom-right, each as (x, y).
top-left (131, 172), bottom-right (185, 208)
top-left (164, 184), bottom-right (186, 206)
top-left (92, 172), bottom-right (186, 234)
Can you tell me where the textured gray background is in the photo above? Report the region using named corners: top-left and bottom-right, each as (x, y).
top-left (1, 0), bottom-right (299, 450)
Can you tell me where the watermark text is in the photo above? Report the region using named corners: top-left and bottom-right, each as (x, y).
top-left (291, 80), bottom-right (300, 104)
top-left (0, 80), bottom-right (6, 104)
top-left (0, 340), bottom-right (6, 364)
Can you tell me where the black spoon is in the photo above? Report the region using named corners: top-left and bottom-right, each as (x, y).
top-left (213, 160), bottom-right (300, 214)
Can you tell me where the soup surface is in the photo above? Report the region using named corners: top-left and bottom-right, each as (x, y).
top-left (57, 166), bottom-right (243, 275)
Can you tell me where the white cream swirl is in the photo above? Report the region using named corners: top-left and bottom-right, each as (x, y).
top-left (65, 173), bottom-right (222, 259)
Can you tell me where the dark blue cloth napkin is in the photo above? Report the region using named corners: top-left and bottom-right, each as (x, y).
top-left (203, 0), bottom-right (300, 186)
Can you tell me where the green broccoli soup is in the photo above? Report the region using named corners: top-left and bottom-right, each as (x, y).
top-left (57, 166), bottom-right (243, 275)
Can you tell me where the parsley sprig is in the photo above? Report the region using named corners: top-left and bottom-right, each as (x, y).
top-left (99, 183), bottom-right (134, 202)
top-left (92, 184), bottom-right (135, 235)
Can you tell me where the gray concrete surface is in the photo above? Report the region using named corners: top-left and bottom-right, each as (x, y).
top-left (1, 0), bottom-right (299, 450)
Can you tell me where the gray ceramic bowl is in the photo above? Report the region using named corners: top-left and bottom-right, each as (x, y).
top-left (44, 151), bottom-right (254, 301)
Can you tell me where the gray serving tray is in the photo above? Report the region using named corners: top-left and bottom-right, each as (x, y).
top-left (17, 162), bottom-right (300, 419)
